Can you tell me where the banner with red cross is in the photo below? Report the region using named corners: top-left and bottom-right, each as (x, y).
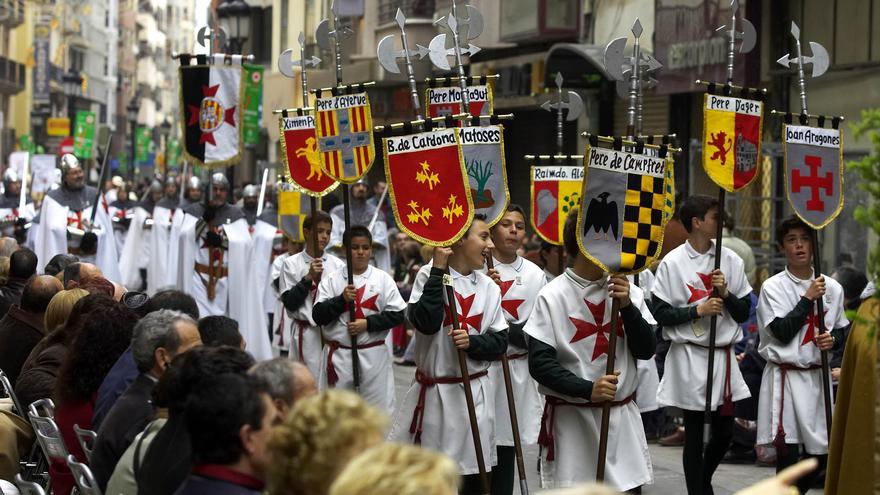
top-left (178, 54), bottom-right (243, 168)
top-left (782, 124), bottom-right (843, 229)
top-left (382, 127), bottom-right (474, 247)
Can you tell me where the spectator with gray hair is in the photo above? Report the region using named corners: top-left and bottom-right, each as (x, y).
top-left (249, 359), bottom-right (317, 422)
top-left (88, 309), bottom-right (202, 491)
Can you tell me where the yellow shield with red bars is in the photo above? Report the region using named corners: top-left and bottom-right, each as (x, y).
top-left (383, 128), bottom-right (474, 247)
top-left (702, 93), bottom-right (764, 192)
top-left (314, 92), bottom-right (375, 184)
top-left (530, 164), bottom-right (584, 245)
top-left (278, 112), bottom-right (338, 197)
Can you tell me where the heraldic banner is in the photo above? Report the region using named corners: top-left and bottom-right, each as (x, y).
top-left (702, 93), bottom-right (763, 192)
top-left (783, 124), bottom-right (844, 229)
top-left (425, 84), bottom-right (493, 125)
top-left (278, 189), bottom-right (313, 242)
top-left (460, 125), bottom-right (509, 226)
top-left (314, 92), bottom-right (375, 184)
top-left (530, 164), bottom-right (583, 245)
top-left (577, 145), bottom-right (672, 274)
top-left (279, 113), bottom-right (338, 196)
top-left (383, 127), bottom-right (474, 246)
top-left (179, 55), bottom-right (243, 168)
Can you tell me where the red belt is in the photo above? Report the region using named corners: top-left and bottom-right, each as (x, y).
top-left (326, 339), bottom-right (385, 388)
top-left (274, 312), bottom-right (286, 348)
top-left (490, 352), bottom-right (528, 362)
top-left (771, 361), bottom-right (822, 456)
top-left (409, 368), bottom-right (489, 444)
top-left (293, 319), bottom-right (310, 363)
top-left (685, 342), bottom-right (735, 416)
top-left (538, 393), bottom-right (635, 461)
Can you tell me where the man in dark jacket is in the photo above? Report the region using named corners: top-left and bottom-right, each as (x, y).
top-left (0, 275), bottom-right (62, 383)
top-left (174, 373), bottom-right (275, 495)
top-left (0, 248), bottom-right (38, 317)
top-left (89, 310), bottom-right (201, 491)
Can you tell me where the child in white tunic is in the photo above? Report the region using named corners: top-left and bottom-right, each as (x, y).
top-left (279, 211), bottom-right (344, 378)
top-left (312, 225), bottom-right (406, 413)
top-left (485, 205), bottom-right (546, 495)
top-left (388, 215), bottom-right (508, 495)
top-left (652, 195), bottom-right (753, 495)
top-left (756, 216), bottom-right (847, 493)
top-left (524, 208), bottom-right (657, 492)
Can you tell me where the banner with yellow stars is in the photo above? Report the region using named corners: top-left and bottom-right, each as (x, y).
top-left (382, 128), bottom-right (474, 246)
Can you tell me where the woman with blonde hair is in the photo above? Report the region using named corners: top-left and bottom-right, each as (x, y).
top-left (329, 443), bottom-right (459, 495)
top-left (43, 288), bottom-right (88, 333)
top-left (267, 390), bottom-right (387, 495)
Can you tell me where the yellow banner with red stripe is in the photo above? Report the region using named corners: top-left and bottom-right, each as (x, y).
top-left (314, 92), bottom-right (376, 184)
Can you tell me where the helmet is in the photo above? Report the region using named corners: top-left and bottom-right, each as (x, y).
top-left (165, 175), bottom-right (178, 188)
top-left (148, 179), bottom-right (163, 194)
top-left (3, 169), bottom-right (21, 184)
top-left (60, 154), bottom-right (81, 175)
top-left (210, 172), bottom-right (229, 189)
top-left (242, 184), bottom-right (259, 198)
top-left (187, 176), bottom-right (203, 190)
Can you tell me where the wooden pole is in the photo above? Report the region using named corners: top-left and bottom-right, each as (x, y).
top-left (811, 228), bottom-right (833, 440)
top-left (485, 255), bottom-right (529, 494)
top-left (702, 187), bottom-right (726, 448)
top-left (309, 196), bottom-right (319, 257)
top-left (443, 279), bottom-right (489, 494)
top-left (595, 297), bottom-right (622, 482)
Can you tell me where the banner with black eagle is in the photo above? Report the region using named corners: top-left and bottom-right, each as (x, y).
top-left (178, 54), bottom-right (244, 168)
top-left (278, 111), bottom-right (338, 197)
top-left (382, 127), bottom-right (474, 246)
top-left (577, 143), bottom-right (673, 274)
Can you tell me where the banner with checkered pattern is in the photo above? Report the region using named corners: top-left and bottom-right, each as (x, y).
top-left (576, 145), bottom-right (672, 274)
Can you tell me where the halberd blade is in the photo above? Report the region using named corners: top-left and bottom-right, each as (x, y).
top-left (604, 37), bottom-right (628, 81)
top-left (315, 19), bottom-right (331, 51)
top-left (807, 41), bottom-right (830, 77)
top-left (565, 91), bottom-right (584, 121)
top-left (428, 34), bottom-right (451, 70)
top-left (739, 18), bottom-right (757, 53)
top-left (377, 35), bottom-right (402, 74)
top-left (278, 48), bottom-right (296, 78)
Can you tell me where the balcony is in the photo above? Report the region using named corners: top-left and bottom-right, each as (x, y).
top-left (378, 0), bottom-right (434, 26)
top-left (0, 56), bottom-right (25, 95)
top-left (0, 0), bottom-right (25, 29)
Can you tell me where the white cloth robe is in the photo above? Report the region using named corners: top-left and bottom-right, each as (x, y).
top-left (389, 262), bottom-right (507, 475)
top-left (486, 255), bottom-right (546, 446)
top-left (524, 269), bottom-right (656, 491)
top-left (117, 206), bottom-right (151, 290)
top-left (629, 269), bottom-right (660, 413)
top-left (653, 240), bottom-right (753, 411)
top-left (755, 268), bottom-right (848, 454)
top-left (145, 206), bottom-right (177, 295)
top-left (270, 252), bottom-right (292, 353)
top-left (35, 194), bottom-right (121, 283)
top-left (314, 265), bottom-right (406, 413)
top-left (280, 251), bottom-right (345, 377)
top-left (177, 214), bottom-right (272, 360)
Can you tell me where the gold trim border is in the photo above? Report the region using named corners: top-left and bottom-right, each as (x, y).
top-left (700, 92), bottom-right (765, 193)
top-left (314, 92), bottom-right (377, 185)
top-left (277, 115), bottom-right (340, 198)
top-left (782, 123), bottom-right (845, 230)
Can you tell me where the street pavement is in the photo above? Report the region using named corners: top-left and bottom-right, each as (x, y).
top-left (392, 363), bottom-right (824, 494)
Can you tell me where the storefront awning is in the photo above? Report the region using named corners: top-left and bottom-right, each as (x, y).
top-left (544, 43), bottom-right (613, 89)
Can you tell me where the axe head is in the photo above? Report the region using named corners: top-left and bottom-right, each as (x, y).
top-left (463, 4), bottom-right (484, 41)
top-left (315, 19), bottom-right (332, 51)
top-left (277, 48), bottom-right (297, 78)
top-left (739, 18), bottom-right (757, 54)
top-left (197, 26), bottom-right (227, 49)
top-left (807, 41), bottom-right (830, 77)
top-left (377, 35), bottom-right (402, 74)
top-left (565, 91), bottom-right (584, 121)
top-left (428, 33), bottom-right (451, 71)
top-left (604, 37), bottom-right (628, 81)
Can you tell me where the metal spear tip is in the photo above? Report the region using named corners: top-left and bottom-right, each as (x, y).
top-left (555, 72), bottom-right (564, 89)
top-left (730, 0), bottom-right (739, 12)
top-left (631, 18), bottom-right (643, 38)
top-left (790, 21), bottom-right (800, 39)
top-left (447, 12), bottom-right (458, 32)
top-left (298, 31), bottom-right (305, 45)
top-left (331, 0), bottom-right (339, 17)
top-left (395, 8), bottom-right (407, 28)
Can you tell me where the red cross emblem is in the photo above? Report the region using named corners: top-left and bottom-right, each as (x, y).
top-left (792, 155), bottom-right (833, 212)
top-left (443, 292), bottom-right (484, 332)
top-left (67, 211), bottom-right (83, 229)
top-left (187, 84), bottom-right (236, 146)
top-left (353, 284), bottom-right (379, 319)
top-left (499, 279), bottom-right (525, 320)
top-left (568, 299), bottom-right (625, 361)
top-left (687, 272), bottom-right (714, 303)
top-left (800, 308), bottom-right (828, 347)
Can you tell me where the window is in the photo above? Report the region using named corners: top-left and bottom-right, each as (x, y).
top-left (70, 48), bottom-right (85, 72)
